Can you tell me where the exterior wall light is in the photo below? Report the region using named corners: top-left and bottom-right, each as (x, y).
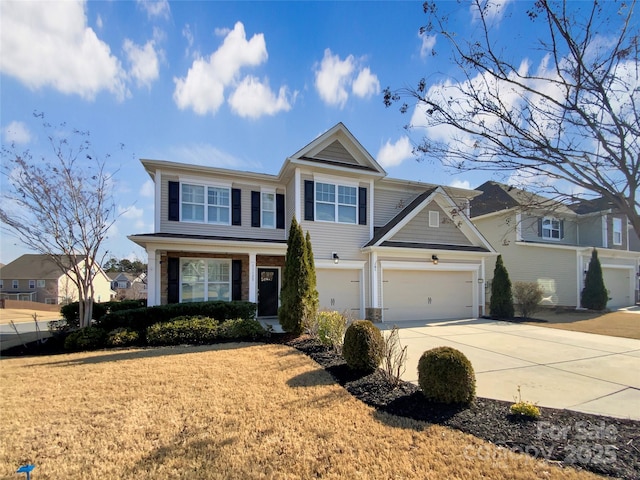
top-left (431, 254), bottom-right (439, 265)
top-left (332, 252), bottom-right (339, 264)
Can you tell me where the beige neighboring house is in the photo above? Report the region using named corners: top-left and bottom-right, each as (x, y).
top-left (129, 123), bottom-right (496, 323)
top-left (470, 182), bottom-right (640, 309)
top-left (0, 254), bottom-right (114, 305)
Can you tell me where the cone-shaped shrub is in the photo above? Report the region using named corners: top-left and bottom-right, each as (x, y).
top-left (581, 248), bottom-right (608, 310)
top-left (418, 346), bottom-right (476, 405)
top-left (342, 320), bottom-right (384, 372)
top-left (490, 255), bottom-right (514, 319)
top-left (305, 231), bottom-right (319, 320)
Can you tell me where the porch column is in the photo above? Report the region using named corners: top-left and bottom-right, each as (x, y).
top-left (147, 249), bottom-right (158, 306)
top-left (371, 251), bottom-right (379, 307)
top-left (480, 257), bottom-right (486, 316)
top-left (248, 253), bottom-right (257, 303)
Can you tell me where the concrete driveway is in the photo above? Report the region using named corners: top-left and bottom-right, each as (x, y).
top-left (380, 318), bottom-right (640, 421)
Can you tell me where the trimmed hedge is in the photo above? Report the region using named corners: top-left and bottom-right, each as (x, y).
top-left (64, 326), bottom-right (107, 351)
top-left (61, 300), bottom-right (147, 328)
top-left (97, 301), bottom-right (257, 333)
top-left (146, 316), bottom-right (220, 346)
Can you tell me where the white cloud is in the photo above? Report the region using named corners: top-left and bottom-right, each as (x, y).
top-left (314, 49), bottom-right (355, 108)
top-left (136, 0), bottom-right (170, 20)
top-left (377, 136), bottom-right (413, 168)
top-left (471, 0), bottom-right (513, 24)
top-left (173, 21), bottom-right (268, 116)
top-left (3, 121), bottom-right (32, 145)
top-left (140, 179), bottom-right (154, 198)
top-left (96, 14), bottom-right (103, 30)
top-left (0, 0), bottom-right (128, 101)
top-left (449, 179), bottom-right (471, 190)
top-left (419, 34), bottom-right (436, 59)
top-left (228, 76), bottom-right (294, 119)
top-left (169, 144), bottom-right (261, 170)
top-left (352, 67), bottom-right (380, 99)
top-left (119, 205), bottom-right (144, 220)
top-left (123, 39), bottom-right (160, 89)
top-left (314, 49), bottom-right (380, 108)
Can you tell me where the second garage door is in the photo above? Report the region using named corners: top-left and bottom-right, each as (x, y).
top-left (602, 268), bottom-right (633, 308)
top-left (316, 269), bottom-right (362, 318)
top-left (383, 270), bottom-right (473, 322)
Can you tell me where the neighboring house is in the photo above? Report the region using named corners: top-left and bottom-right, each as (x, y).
top-left (0, 254), bottom-right (114, 305)
top-left (107, 272), bottom-right (148, 300)
top-left (470, 182), bottom-right (640, 309)
top-left (129, 123), bottom-right (496, 322)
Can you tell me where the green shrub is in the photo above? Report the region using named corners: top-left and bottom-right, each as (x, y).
top-left (97, 301), bottom-right (256, 333)
top-left (490, 255), bottom-right (514, 319)
top-left (342, 320), bottom-right (384, 372)
top-left (106, 327), bottom-right (140, 347)
top-left (316, 310), bottom-right (347, 352)
top-left (60, 302), bottom-right (108, 328)
top-left (64, 327), bottom-right (107, 351)
top-left (510, 386), bottom-right (541, 420)
top-left (418, 346), bottom-right (476, 405)
top-left (146, 316), bottom-right (220, 346)
top-left (513, 281), bottom-right (544, 319)
top-left (219, 318), bottom-right (266, 340)
top-left (581, 248), bottom-right (608, 310)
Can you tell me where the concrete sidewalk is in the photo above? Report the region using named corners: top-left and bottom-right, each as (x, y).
top-left (380, 318), bottom-right (640, 420)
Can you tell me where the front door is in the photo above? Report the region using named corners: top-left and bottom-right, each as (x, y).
top-left (258, 268), bottom-right (279, 316)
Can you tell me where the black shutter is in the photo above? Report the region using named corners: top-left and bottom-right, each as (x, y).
top-left (304, 180), bottom-right (314, 221)
top-left (358, 187), bottom-right (367, 226)
top-left (232, 260), bottom-right (242, 301)
top-left (538, 218), bottom-right (543, 237)
top-left (232, 188), bottom-right (241, 226)
top-left (276, 193), bottom-right (285, 229)
top-left (168, 181), bottom-right (179, 221)
top-left (167, 257), bottom-right (179, 304)
top-left (251, 191), bottom-right (260, 227)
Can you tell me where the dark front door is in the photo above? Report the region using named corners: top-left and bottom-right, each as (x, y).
top-left (258, 268), bottom-right (279, 316)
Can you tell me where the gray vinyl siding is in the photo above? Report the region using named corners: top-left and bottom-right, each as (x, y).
top-left (160, 172), bottom-right (286, 241)
top-left (373, 186), bottom-right (425, 226)
top-left (316, 140), bottom-right (359, 165)
top-left (578, 216), bottom-right (604, 247)
top-left (390, 203), bottom-right (472, 245)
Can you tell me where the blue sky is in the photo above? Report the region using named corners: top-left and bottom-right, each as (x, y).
top-left (0, 0), bottom-right (623, 265)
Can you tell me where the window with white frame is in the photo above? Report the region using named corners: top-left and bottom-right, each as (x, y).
top-left (542, 217), bottom-right (561, 239)
top-left (613, 218), bottom-right (622, 245)
top-left (37, 280), bottom-right (45, 288)
top-left (0, 280), bottom-right (3, 289)
top-left (181, 183), bottom-right (230, 224)
top-left (429, 211), bottom-right (439, 228)
top-left (315, 182), bottom-right (357, 224)
top-left (180, 258), bottom-right (230, 303)
top-left (261, 192), bottom-right (275, 228)
top-left (12, 280), bottom-right (18, 289)
top-left (29, 280), bottom-right (36, 289)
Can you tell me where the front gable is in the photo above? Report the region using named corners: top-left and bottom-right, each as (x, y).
top-left (284, 123), bottom-right (386, 177)
top-left (366, 187), bottom-right (493, 251)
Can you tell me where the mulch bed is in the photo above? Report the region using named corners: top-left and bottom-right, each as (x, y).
top-left (287, 336), bottom-right (640, 480)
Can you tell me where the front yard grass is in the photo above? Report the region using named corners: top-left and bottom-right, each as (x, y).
top-left (0, 343), bottom-right (600, 480)
top-left (527, 309), bottom-right (640, 340)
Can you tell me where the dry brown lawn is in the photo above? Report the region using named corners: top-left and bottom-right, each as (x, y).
top-left (0, 344), bottom-right (599, 479)
top-left (528, 309), bottom-right (640, 340)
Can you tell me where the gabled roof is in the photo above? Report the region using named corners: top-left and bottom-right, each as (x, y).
top-left (470, 181), bottom-right (575, 218)
top-left (570, 197), bottom-right (617, 215)
top-left (281, 123), bottom-right (386, 178)
top-left (0, 254), bottom-right (80, 280)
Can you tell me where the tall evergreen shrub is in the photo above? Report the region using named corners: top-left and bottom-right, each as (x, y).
top-left (490, 255), bottom-right (514, 319)
top-left (581, 249), bottom-right (608, 310)
top-left (305, 231), bottom-right (319, 320)
top-left (279, 217), bottom-right (312, 334)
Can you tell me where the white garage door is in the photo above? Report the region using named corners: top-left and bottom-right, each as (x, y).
top-left (602, 268), bottom-right (633, 308)
top-left (383, 270), bottom-right (473, 322)
top-left (316, 269), bottom-right (361, 317)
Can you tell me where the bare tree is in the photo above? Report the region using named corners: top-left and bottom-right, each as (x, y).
top-left (1, 113), bottom-right (119, 328)
top-left (384, 0), bottom-right (639, 237)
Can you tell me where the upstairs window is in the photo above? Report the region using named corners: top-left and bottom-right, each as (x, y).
top-left (261, 192), bottom-right (275, 228)
top-left (315, 182), bottom-right (357, 224)
top-left (542, 217), bottom-right (561, 240)
top-left (12, 280), bottom-right (18, 289)
top-left (29, 280), bottom-right (36, 289)
top-left (181, 183), bottom-right (230, 224)
top-left (613, 218), bottom-right (622, 245)
top-left (37, 280), bottom-right (45, 288)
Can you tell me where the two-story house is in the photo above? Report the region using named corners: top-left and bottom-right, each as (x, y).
top-left (129, 123), bottom-right (496, 323)
top-left (107, 272), bottom-right (148, 300)
top-left (0, 254), bottom-right (114, 305)
top-left (470, 181), bottom-right (640, 309)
